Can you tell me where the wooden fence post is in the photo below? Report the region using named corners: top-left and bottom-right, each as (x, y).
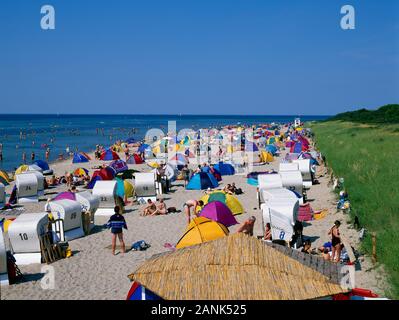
top-left (372, 232), bottom-right (377, 264)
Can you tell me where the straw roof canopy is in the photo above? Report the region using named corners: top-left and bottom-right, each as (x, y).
top-left (128, 233), bottom-right (347, 300)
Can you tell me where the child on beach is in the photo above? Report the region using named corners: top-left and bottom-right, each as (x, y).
top-left (106, 206), bottom-right (127, 255)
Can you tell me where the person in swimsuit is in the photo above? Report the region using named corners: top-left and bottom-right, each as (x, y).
top-left (151, 198), bottom-right (168, 216)
top-left (106, 206), bottom-right (127, 255)
top-left (328, 220), bottom-right (342, 263)
top-left (141, 199), bottom-right (157, 216)
top-left (183, 199), bottom-right (204, 224)
top-left (237, 216), bottom-right (256, 236)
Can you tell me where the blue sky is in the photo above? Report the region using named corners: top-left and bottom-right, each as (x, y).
top-left (0, 0), bottom-right (398, 115)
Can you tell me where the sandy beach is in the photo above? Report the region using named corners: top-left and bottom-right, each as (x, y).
top-left (0, 140), bottom-right (389, 300)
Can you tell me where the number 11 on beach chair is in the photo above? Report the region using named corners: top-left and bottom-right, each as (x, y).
top-left (92, 180), bottom-right (118, 216)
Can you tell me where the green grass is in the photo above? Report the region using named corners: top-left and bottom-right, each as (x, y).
top-left (327, 104), bottom-right (399, 123)
top-left (310, 121), bottom-right (399, 299)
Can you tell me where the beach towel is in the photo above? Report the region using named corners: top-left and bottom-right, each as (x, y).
top-left (297, 203), bottom-right (314, 222)
top-left (131, 240), bottom-right (151, 251)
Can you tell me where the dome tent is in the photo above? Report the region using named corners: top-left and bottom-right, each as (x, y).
top-left (33, 160), bottom-right (53, 175)
top-left (175, 217), bottom-right (229, 249)
top-left (213, 162), bottom-right (235, 176)
top-left (196, 191), bottom-right (244, 216)
top-left (186, 172), bottom-right (218, 190)
top-left (199, 201), bottom-right (238, 227)
top-left (100, 149), bottom-right (120, 161)
top-left (126, 281), bottom-right (161, 300)
top-left (72, 153), bottom-right (89, 164)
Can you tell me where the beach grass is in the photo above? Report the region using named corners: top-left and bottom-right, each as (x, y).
top-left (310, 121), bottom-right (399, 298)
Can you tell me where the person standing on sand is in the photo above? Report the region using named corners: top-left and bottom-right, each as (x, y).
top-left (106, 206), bottom-right (127, 255)
top-left (181, 164), bottom-right (191, 187)
top-left (124, 145), bottom-right (129, 161)
top-left (328, 220), bottom-right (342, 263)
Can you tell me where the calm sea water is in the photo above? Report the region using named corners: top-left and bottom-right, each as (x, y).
top-left (0, 114), bottom-right (328, 171)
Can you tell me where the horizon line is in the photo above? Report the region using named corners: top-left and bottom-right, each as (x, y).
top-left (0, 113), bottom-right (332, 117)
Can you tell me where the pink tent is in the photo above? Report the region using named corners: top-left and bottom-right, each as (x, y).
top-left (199, 201), bottom-right (238, 227)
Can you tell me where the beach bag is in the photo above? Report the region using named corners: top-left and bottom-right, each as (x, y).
top-left (167, 207), bottom-right (177, 213)
top-left (234, 188), bottom-right (243, 195)
top-left (131, 240), bottom-right (151, 251)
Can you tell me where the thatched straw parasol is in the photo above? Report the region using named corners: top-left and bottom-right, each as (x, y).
top-left (128, 233), bottom-right (348, 300)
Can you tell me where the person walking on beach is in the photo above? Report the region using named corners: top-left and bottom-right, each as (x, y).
top-left (106, 206), bottom-right (127, 255)
top-left (328, 220), bottom-right (342, 263)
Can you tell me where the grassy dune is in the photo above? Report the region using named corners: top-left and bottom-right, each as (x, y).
top-left (311, 121), bottom-right (399, 298)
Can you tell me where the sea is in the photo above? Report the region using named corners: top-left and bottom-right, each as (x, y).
top-left (0, 114), bottom-right (328, 172)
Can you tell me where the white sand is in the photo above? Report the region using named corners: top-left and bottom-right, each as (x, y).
top-left (0, 147), bottom-right (390, 300)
